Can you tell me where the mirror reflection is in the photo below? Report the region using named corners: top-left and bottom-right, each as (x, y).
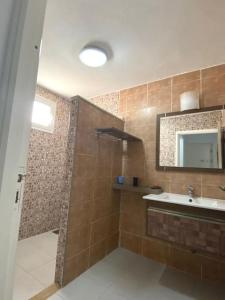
top-left (159, 109), bottom-right (223, 169)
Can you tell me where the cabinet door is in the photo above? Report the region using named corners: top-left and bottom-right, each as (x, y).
top-left (147, 209), bottom-right (224, 257)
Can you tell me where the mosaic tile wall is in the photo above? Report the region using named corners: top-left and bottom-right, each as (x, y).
top-left (89, 92), bottom-right (121, 118)
top-left (19, 85), bottom-right (70, 240)
top-left (160, 110), bottom-right (223, 166)
top-left (55, 98), bottom-right (79, 286)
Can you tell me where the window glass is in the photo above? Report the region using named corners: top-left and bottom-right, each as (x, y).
top-left (32, 96), bottom-right (56, 133)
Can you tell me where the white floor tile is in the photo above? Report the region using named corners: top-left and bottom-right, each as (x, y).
top-left (30, 259), bottom-right (56, 286)
top-left (48, 295), bottom-right (63, 300)
top-left (57, 276), bottom-right (109, 300)
top-left (30, 232), bottom-right (58, 258)
top-left (50, 248), bottom-right (225, 300)
top-left (16, 243), bottom-right (53, 273)
top-left (14, 242), bottom-right (225, 300)
top-left (14, 231), bottom-right (58, 300)
top-left (102, 248), bottom-right (140, 271)
top-left (16, 231), bottom-right (58, 273)
top-left (84, 259), bottom-right (129, 287)
top-left (13, 266), bottom-right (44, 300)
top-left (97, 287), bottom-right (128, 300)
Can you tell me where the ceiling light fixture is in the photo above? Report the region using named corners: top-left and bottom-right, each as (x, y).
top-left (79, 46), bottom-right (108, 67)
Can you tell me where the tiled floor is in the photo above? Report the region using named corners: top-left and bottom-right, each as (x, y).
top-left (14, 231), bottom-right (58, 300)
top-left (49, 248), bottom-right (225, 300)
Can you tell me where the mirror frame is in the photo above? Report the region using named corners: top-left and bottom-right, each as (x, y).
top-left (156, 105), bottom-right (225, 173)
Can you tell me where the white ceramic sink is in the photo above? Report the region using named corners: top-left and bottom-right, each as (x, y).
top-left (143, 192), bottom-right (225, 212)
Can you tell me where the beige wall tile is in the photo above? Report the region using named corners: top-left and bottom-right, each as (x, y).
top-left (202, 74), bottom-right (225, 107)
top-left (148, 78), bottom-right (172, 114)
top-left (201, 256), bottom-right (225, 283)
top-left (202, 173), bottom-right (225, 186)
top-left (76, 130), bottom-right (98, 156)
top-left (62, 99), bottom-right (124, 285)
top-left (74, 154), bottom-right (96, 179)
top-left (120, 231), bottom-right (142, 254)
top-left (70, 177), bottom-right (94, 205)
top-left (66, 224), bottom-right (90, 258)
top-left (172, 71), bottom-right (200, 85)
top-left (169, 246), bottom-right (202, 277)
top-left (142, 237), bottom-right (170, 264)
top-left (63, 249), bottom-right (89, 285)
top-left (105, 232), bottom-right (119, 254)
top-left (120, 84), bottom-right (148, 113)
top-left (202, 185), bottom-right (225, 200)
top-left (120, 212), bottom-right (145, 236)
top-left (90, 216), bottom-right (111, 245)
top-left (89, 240), bottom-right (107, 266)
top-left (68, 200), bottom-right (92, 228)
top-left (201, 64), bottom-right (225, 79)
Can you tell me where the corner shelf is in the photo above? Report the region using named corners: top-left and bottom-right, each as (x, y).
top-left (96, 127), bottom-right (142, 141)
top-left (113, 183), bottom-right (152, 194)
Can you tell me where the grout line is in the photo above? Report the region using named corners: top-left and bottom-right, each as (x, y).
top-left (88, 228), bottom-right (92, 268)
top-left (147, 83), bottom-right (149, 106)
top-left (16, 264), bottom-right (47, 289)
top-left (125, 93), bottom-right (128, 116)
top-left (200, 69), bottom-right (203, 107)
top-left (118, 90), bottom-right (121, 118)
top-left (66, 233), bottom-right (119, 264)
top-left (170, 77), bottom-right (173, 112)
top-left (200, 175), bottom-right (203, 197)
top-left (27, 272), bottom-right (50, 290)
top-left (90, 212), bottom-right (120, 226)
top-left (75, 152), bottom-right (96, 157)
top-left (140, 236), bottom-right (144, 256)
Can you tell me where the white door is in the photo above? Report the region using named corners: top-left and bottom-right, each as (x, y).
top-left (0, 1), bottom-right (46, 299)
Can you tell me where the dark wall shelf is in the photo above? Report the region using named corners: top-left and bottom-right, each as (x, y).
top-left (113, 184), bottom-right (152, 194)
top-left (96, 127), bottom-right (142, 141)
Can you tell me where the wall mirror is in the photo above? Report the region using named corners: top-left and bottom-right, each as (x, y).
top-left (156, 106), bottom-right (225, 172)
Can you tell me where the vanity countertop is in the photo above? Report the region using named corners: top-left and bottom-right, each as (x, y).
top-left (143, 192), bottom-right (225, 212)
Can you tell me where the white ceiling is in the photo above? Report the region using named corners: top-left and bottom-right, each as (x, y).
top-left (37, 0), bottom-right (225, 99)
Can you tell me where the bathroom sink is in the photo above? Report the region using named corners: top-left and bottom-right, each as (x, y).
top-left (143, 192), bottom-right (225, 212)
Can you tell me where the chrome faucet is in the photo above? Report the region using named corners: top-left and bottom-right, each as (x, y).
top-left (187, 185), bottom-right (194, 198)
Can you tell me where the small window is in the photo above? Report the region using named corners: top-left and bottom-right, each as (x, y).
top-left (32, 96), bottom-right (56, 133)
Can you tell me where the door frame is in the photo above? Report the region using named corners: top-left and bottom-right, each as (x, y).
top-left (0, 1), bottom-right (47, 299)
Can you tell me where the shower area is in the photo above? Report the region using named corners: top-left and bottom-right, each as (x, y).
top-left (14, 86), bottom-right (71, 299)
top-left (13, 90), bottom-right (123, 299)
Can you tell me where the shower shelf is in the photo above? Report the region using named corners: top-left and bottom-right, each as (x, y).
top-left (113, 183), bottom-right (151, 194)
top-left (96, 127), bottom-right (142, 141)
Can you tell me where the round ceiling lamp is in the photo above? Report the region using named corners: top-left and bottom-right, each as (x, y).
top-left (79, 46), bottom-right (108, 67)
